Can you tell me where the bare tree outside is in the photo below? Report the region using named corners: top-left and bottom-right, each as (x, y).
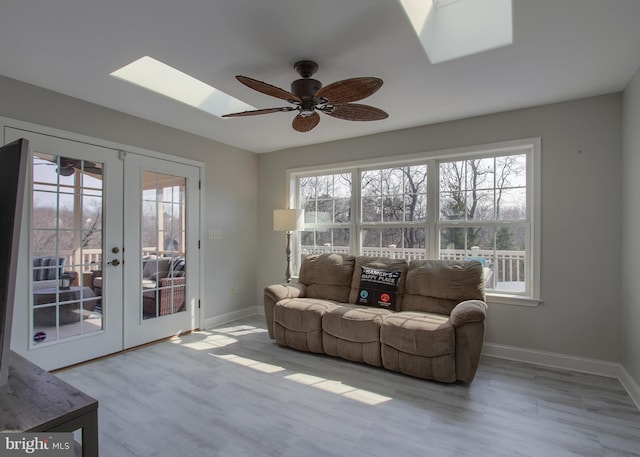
top-left (361, 165), bottom-right (427, 251)
top-left (439, 155), bottom-right (526, 250)
top-left (299, 173), bottom-right (351, 250)
top-left (439, 154), bottom-right (527, 287)
top-left (32, 154), bottom-right (104, 273)
top-left (296, 153), bottom-right (528, 289)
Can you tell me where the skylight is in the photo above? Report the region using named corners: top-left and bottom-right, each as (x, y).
top-left (399, 0), bottom-right (513, 64)
top-left (111, 56), bottom-right (255, 117)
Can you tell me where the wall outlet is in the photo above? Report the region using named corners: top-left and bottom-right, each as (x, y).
top-left (229, 285), bottom-right (239, 294)
top-left (208, 229), bottom-right (222, 240)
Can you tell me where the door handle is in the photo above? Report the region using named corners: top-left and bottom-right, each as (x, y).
top-left (108, 259), bottom-right (121, 266)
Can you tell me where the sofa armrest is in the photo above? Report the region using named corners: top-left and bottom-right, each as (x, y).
top-left (263, 282), bottom-right (306, 339)
top-left (265, 282), bottom-right (306, 302)
top-left (449, 299), bottom-right (487, 327)
top-left (450, 300), bottom-right (487, 383)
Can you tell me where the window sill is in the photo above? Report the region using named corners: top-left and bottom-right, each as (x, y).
top-left (486, 293), bottom-right (542, 307)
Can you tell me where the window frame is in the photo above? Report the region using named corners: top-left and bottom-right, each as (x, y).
top-left (287, 138), bottom-right (541, 307)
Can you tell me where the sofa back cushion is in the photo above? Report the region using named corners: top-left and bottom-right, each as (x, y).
top-left (33, 256), bottom-right (65, 281)
top-left (142, 256), bottom-right (172, 281)
top-left (168, 257), bottom-right (186, 277)
top-left (299, 253), bottom-right (356, 302)
top-left (349, 257), bottom-right (409, 309)
top-left (401, 260), bottom-right (485, 315)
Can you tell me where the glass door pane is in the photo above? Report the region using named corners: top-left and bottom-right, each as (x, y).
top-left (141, 172), bottom-right (186, 320)
top-left (31, 153), bottom-right (104, 344)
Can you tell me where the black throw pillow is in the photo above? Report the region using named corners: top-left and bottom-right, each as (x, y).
top-left (357, 266), bottom-right (402, 311)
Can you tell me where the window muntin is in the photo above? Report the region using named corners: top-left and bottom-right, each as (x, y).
top-left (361, 165), bottom-right (427, 223)
top-left (300, 173), bottom-right (351, 224)
top-left (360, 165), bottom-right (428, 259)
top-left (360, 227), bottom-right (427, 260)
top-left (299, 173), bottom-right (352, 254)
top-left (437, 153), bottom-right (528, 294)
top-left (439, 155), bottom-right (526, 222)
top-left (291, 142), bottom-right (537, 302)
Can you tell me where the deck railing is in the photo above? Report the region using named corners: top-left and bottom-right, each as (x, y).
top-left (300, 246), bottom-right (526, 285)
top-left (40, 245), bottom-right (526, 289)
top-left (34, 247), bottom-right (180, 273)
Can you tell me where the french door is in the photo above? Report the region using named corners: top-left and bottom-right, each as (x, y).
top-left (122, 153), bottom-right (200, 348)
top-left (4, 125), bottom-right (200, 370)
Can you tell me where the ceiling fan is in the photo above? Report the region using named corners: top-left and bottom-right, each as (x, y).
top-left (36, 157), bottom-right (103, 176)
top-left (222, 60), bottom-right (388, 132)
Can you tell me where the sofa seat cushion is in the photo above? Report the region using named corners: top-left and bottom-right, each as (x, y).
top-left (273, 298), bottom-right (341, 353)
top-left (322, 304), bottom-right (392, 367)
top-left (380, 311), bottom-right (456, 383)
top-left (323, 305), bottom-right (391, 342)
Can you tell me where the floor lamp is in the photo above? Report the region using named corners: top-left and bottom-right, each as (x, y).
top-left (273, 209), bottom-right (304, 282)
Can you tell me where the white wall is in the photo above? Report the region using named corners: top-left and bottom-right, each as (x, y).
top-left (258, 94), bottom-right (623, 362)
top-left (0, 74), bottom-right (259, 325)
top-left (622, 68), bottom-right (640, 385)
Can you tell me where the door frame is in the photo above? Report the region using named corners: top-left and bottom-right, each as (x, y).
top-left (1, 117), bottom-right (205, 369)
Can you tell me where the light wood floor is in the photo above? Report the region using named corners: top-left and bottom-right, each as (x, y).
top-left (56, 315), bottom-right (640, 457)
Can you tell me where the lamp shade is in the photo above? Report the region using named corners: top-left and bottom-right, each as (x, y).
top-left (273, 209), bottom-right (304, 231)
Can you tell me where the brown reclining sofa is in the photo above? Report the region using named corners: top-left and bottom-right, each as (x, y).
top-left (264, 253), bottom-right (488, 383)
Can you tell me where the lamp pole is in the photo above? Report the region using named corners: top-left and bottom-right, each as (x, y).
top-left (285, 230), bottom-right (292, 282)
top-left (273, 208), bottom-right (303, 283)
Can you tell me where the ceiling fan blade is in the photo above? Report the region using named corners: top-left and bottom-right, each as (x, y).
top-left (85, 165), bottom-right (103, 175)
top-left (222, 107), bottom-right (296, 118)
top-left (292, 112), bottom-right (320, 132)
top-left (236, 75), bottom-right (301, 102)
top-left (326, 103), bottom-right (389, 121)
top-left (316, 77), bottom-right (383, 104)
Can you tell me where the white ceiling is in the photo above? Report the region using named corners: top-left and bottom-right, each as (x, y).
top-left (1, 0), bottom-right (640, 153)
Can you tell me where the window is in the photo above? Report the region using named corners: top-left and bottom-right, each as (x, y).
top-left (438, 154), bottom-right (528, 294)
top-left (360, 165), bottom-right (428, 258)
top-left (290, 139), bottom-right (540, 305)
top-left (299, 172), bottom-right (352, 255)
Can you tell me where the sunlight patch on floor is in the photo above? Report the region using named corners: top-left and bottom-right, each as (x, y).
top-left (285, 372), bottom-right (392, 405)
top-left (180, 324), bottom-right (393, 406)
top-left (171, 333), bottom-right (238, 350)
top-left (213, 325), bottom-right (268, 336)
top-left (210, 349), bottom-right (393, 405)
top-left (211, 353), bottom-right (286, 374)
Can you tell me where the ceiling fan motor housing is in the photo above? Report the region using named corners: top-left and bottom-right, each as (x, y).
top-left (291, 78), bottom-right (322, 116)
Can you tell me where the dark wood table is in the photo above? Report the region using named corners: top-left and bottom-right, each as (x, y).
top-left (0, 351), bottom-right (98, 456)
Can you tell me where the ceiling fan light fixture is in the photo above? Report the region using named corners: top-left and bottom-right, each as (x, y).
top-left (57, 166), bottom-right (75, 177)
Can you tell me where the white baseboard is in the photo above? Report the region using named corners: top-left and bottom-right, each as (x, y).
top-left (482, 343), bottom-right (621, 377)
top-left (483, 343), bottom-right (640, 410)
top-left (619, 365), bottom-right (640, 411)
top-left (201, 305), bottom-right (262, 330)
